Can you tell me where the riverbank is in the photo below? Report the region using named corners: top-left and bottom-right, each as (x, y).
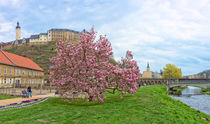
top-left (201, 88), bottom-right (210, 95)
top-left (167, 86), bottom-right (187, 96)
top-left (0, 85), bottom-right (209, 124)
top-left (170, 95), bottom-right (210, 115)
top-left (203, 91), bottom-right (210, 95)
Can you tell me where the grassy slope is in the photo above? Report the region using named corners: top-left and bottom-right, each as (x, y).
top-left (0, 85), bottom-right (209, 124)
top-left (4, 42), bottom-right (118, 77)
top-left (0, 95), bottom-right (17, 100)
top-left (4, 42), bottom-right (57, 76)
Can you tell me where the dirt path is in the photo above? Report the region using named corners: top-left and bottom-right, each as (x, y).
top-left (0, 93), bottom-right (55, 106)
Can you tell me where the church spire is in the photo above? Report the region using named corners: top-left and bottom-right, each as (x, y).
top-left (16, 21), bottom-right (20, 29)
top-left (147, 62), bottom-right (150, 68)
top-left (146, 62), bottom-right (150, 71)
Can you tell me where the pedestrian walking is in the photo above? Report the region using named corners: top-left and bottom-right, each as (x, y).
top-left (27, 86), bottom-right (32, 97)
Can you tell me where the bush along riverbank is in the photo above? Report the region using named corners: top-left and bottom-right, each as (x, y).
top-left (167, 86), bottom-right (187, 96)
top-left (201, 88), bottom-right (210, 95)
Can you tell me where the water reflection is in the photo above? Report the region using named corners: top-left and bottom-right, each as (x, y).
top-left (182, 86), bottom-right (202, 96)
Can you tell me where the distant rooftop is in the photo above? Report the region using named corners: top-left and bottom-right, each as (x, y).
top-left (30, 35), bottom-right (39, 39)
top-left (48, 28), bottom-right (80, 33)
top-left (39, 33), bottom-right (47, 35)
top-left (82, 29), bottom-right (90, 34)
top-left (16, 38), bottom-right (30, 44)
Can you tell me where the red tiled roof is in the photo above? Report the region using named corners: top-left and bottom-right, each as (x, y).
top-left (0, 51), bottom-right (13, 65)
top-left (0, 50), bottom-right (43, 71)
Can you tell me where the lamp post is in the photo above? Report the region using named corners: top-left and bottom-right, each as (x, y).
top-left (39, 80), bottom-right (41, 95)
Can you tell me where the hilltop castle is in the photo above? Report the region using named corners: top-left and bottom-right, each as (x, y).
top-left (0, 22), bottom-right (85, 49)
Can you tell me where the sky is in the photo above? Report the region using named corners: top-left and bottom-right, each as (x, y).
top-left (0, 0), bottom-right (210, 75)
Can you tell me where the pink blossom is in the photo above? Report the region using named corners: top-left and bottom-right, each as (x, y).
top-left (49, 27), bottom-right (140, 102)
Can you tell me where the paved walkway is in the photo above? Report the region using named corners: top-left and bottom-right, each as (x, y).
top-left (0, 93), bottom-right (55, 106)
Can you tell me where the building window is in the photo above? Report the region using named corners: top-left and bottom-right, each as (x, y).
top-left (28, 71), bottom-right (30, 76)
top-left (37, 72), bottom-right (39, 76)
top-left (34, 72), bottom-right (36, 76)
top-left (16, 69), bottom-right (20, 74)
top-left (10, 68), bottom-right (12, 74)
top-left (4, 79), bottom-right (6, 84)
top-left (32, 72), bottom-right (33, 76)
top-left (4, 67), bottom-right (7, 74)
top-left (22, 70), bottom-right (25, 75)
top-left (22, 80), bottom-right (25, 84)
top-left (9, 78), bottom-right (12, 84)
top-left (32, 80), bottom-right (34, 84)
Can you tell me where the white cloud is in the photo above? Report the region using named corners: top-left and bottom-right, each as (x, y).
top-left (66, 7), bottom-right (72, 13)
top-left (0, 22), bottom-right (13, 32)
top-left (0, 0), bottom-right (25, 7)
top-left (0, 13), bottom-right (15, 42)
top-left (39, 5), bottom-right (45, 10)
top-left (0, 0), bottom-right (18, 6)
top-left (98, 0), bottom-right (210, 75)
top-left (0, 0), bottom-right (210, 75)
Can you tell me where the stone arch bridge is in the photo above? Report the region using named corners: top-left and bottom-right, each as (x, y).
top-left (139, 78), bottom-right (210, 90)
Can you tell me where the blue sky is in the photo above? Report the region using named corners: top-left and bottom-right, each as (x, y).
top-left (0, 0), bottom-right (210, 75)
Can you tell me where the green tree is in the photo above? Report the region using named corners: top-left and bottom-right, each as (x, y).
top-left (162, 64), bottom-right (182, 79)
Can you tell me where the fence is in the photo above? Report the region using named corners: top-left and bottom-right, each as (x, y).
top-left (0, 88), bottom-right (21, 96)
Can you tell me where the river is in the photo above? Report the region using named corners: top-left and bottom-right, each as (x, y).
top-left (170, 95), bottom-right (210, 115)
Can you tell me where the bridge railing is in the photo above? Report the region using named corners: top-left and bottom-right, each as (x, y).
top-left (138, 78), bottom-right (210, 86)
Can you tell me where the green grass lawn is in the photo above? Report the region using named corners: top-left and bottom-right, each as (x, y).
top-left (0, 85), bottom-right (209, 124)
top-left (0, 95), bottom-right (17, 100)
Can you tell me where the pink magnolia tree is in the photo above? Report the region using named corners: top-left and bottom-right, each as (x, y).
top-left (49, 27), bottom-right (140, 102)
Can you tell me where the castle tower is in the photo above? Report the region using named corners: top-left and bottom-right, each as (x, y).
top-left (16, 21), bottom-right (21, 40)
top-left (146, 62), bottom-right (150, 72)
